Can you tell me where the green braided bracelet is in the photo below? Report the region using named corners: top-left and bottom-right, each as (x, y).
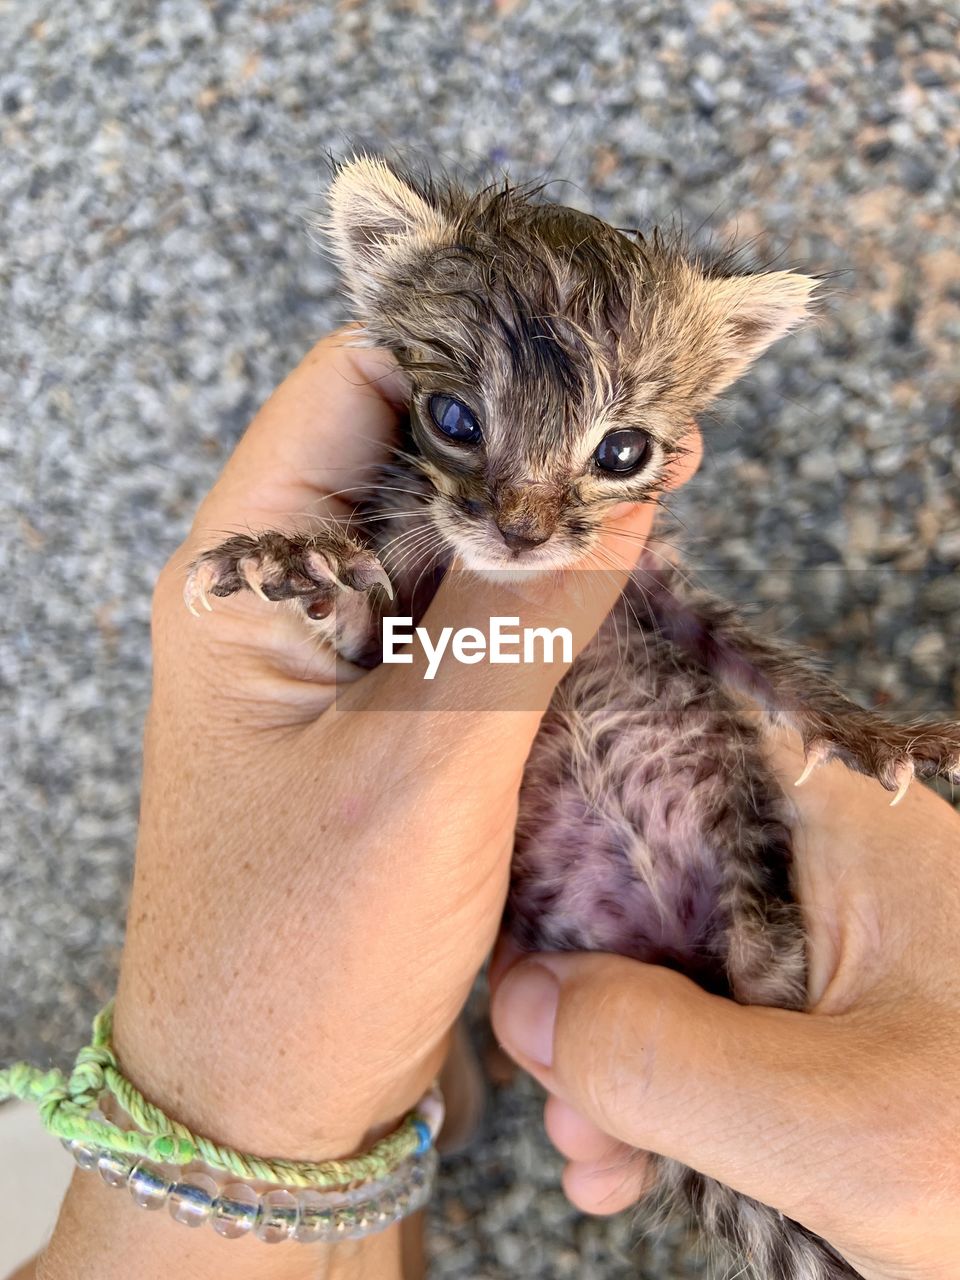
top-left (0, 1001), bottom-right (439, 1190)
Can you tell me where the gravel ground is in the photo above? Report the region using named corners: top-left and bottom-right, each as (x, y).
top-left (2, 1), bottom-right (959, 1274)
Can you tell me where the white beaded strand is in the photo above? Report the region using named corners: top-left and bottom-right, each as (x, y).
top-left (61, 1139), bottom-right (438, 1244)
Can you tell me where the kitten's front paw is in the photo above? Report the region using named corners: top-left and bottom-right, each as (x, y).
top-left (184, 529), bottom-right (392, 664)
top-left (794, 716), bottom-right (960, 805)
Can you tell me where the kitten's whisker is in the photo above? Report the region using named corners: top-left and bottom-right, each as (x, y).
top-left (320, 482), bottom-right (427, 503)
top-left (350, 510), bottom-right (431, 526)
top-left (388, 528), bottom-right (445, 577)
top-left (375, 538), bottom-right (434, 580)
top-left (389, 533), bottom-right (438, 573)
top-left (407, 539), bottom-right (449, 606)
top-left (377, 524), bottom-right (436, 565)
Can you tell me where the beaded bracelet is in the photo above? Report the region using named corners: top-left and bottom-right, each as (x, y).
top-left (1, 1001), bottom-right (444, 1243)
top-left (62, 1136), bottom-right (438, 1242)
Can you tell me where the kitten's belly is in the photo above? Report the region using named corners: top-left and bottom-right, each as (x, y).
top-left (509, 629), bottom-right (783, 987)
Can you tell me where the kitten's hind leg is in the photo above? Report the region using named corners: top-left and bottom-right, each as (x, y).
top-left (650, 1160), bottom-right (861, 1280)
top-left (184, 527), bottom-right (392, 666)
top-left (631, 564), bottom-right (960, 801)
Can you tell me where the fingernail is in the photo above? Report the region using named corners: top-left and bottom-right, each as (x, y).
top-left (494, 962), bottom-right (559, 1068)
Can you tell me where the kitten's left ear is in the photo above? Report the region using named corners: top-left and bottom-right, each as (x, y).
top-left (696, 270), bottom-right (819, 400)
top-left (325, 156), bottom-right (447, 313)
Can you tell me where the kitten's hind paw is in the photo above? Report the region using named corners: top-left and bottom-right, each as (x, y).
top-left (793, 717), bottom-right (960, 804)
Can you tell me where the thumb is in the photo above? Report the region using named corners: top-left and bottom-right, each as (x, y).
top-left (341, 503), bottom-right (656, 784)
top-left (372, 500), bottom-right (655, 705)
top-left (490, 952), bottom-right (865, 1229)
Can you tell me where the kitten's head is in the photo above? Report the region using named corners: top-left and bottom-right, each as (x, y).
top-left (324, 156), bottom-right (817, 572)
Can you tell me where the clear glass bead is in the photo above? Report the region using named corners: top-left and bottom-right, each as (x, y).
top-left (293, 1190), bottom-right (338, 1243)
top-left (332, 1204), bottom-right (360, 1240)
top-left (68, 1141), bottom-right (102, 1171)
top-left (374, 1188), bottom-right (399, 1226)
top-left (406, 1152), bottom-right (436, 1212)
top-left (393, 1183), bottom-right (412, 1216)
top-left (255, 1188), bottom-right (299, 1243)
top-left (168, 1173), bottom-right (218, 1227)
top-left (352, 1196), bottom-right (384, 1237)
top-left (97, 1151), bottom-right (134, 1189)
top-left (128, 1161), bottom-right (171, 1210)
top-left (212, 1183), bottom-right (260, 1239)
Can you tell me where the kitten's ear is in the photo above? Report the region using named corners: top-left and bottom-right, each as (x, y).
top-left (326, 156), bottom-right (447, 310)
top-left (695, 270), bottom-right (819, 400)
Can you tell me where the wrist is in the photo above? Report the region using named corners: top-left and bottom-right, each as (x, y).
top-left (112, 925), bottom-right (449, 1163)
top-left (111, 1002), bottom-right (445, 1166)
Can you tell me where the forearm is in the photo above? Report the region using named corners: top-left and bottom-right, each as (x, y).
top-left (30, 1171), bottom-right (417, 1280)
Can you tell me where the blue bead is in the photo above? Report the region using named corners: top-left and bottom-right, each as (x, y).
top-left (412, 1118), bottom-right (432, 1155)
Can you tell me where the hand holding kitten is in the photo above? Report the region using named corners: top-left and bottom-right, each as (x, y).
top-left (492, 736), bottom-right (960, 1280)
top-left (32, 331), bottom-right (685, 1280)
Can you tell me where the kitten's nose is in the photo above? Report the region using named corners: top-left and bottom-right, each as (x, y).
top-left (497, 524), bottom-right (550, 552)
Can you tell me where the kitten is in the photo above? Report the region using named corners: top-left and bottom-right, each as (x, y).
top-left (185, 157), bottom-right (960, 1280)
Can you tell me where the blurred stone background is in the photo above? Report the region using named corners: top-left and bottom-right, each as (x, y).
top-left (1, 1), bottom-right (958, 1274)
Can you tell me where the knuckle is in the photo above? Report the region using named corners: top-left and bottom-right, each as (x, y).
top-left (556, 963), bottom-right (653, 1135)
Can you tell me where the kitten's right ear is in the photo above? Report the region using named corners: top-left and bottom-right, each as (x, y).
top-left (326, 156), bottom-right (447, 311)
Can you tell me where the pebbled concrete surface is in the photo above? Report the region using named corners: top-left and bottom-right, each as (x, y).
top-left (1, 1), bottom-right (958, 1274)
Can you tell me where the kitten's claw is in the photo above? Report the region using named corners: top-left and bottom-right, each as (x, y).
top-left (369, 564), bottom-right (394, 600)
top-left (302, 549), bottom-right (393, 599)
top-left (238, 556), bottom-right (271, 603)
top-left (184, 563), bottom-right (216, 617)
top-left (889, 760), bottom-right (914, 807)
top-left (794, 743), bottom-right (827, 788)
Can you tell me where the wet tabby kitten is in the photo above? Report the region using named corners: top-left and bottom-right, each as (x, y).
top-left (186, 158), bottom-right (960, 1280)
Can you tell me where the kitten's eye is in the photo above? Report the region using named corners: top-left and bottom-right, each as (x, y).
top-left (428, 394), bottom-right (482, 445)
top-left (594, 428), bottom-right (651, 475)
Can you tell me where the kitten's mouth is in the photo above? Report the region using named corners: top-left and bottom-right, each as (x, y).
top-left (430, 505), bottom-right (595, 575)
top-left (449, 533), bottom-right (587, 576)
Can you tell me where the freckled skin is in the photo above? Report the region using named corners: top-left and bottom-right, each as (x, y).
top-left (188, 159), bottom-right (960, 1280)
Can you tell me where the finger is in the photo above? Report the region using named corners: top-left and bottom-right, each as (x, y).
top-left (546, 1096), bottom-right (655, 1215)
top-left (490, 953), bottom-right (870, 1230)
top-left (545, 1094), bottom-right (631, 1163)
top-left (562, 1151), bottom-right (656, 1217)
top-left (191, 329), bottom-right (406, 538)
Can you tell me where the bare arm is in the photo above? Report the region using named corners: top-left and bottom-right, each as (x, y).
top-left (13, 332), bottom-right (663, 1280)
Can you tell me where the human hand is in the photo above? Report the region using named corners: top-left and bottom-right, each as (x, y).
top-left (37, 330), bottom-right (698, 1280)
top-left (490, 736), bottom-right (960, 1279)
